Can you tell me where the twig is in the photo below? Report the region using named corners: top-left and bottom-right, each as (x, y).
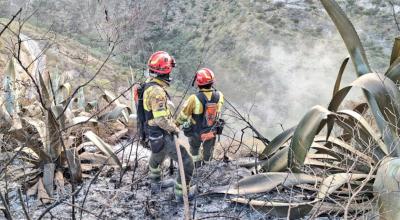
top-left (343, 163), bottom-right (377, 219)
top-left (130, 139), bottom-right (140, 191)
top-left (389, 1), bottom-right (400, 33)
top-left (39, 196), bottom-right (103, 219)
top-left (0, 8), bottom-right (22, 37)
top-left (0, 191), bottom-right (12, 220)
top-left (17, 188), bottom-right (32, 220)
top-left (37, 183), bottom-right (83, 220)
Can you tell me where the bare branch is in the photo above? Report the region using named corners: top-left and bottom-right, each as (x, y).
top-left (0, 8), bottom-right (22, 37)
top-left (389, 1), bottom-right (400, 33)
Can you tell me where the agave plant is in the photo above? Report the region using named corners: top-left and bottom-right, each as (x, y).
top-left (0, 34), bottom-right (131, 203)
top-left (211, 0), bottom-right (400, 219)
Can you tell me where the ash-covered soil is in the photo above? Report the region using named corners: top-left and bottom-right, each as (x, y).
top-left (4, 140), bottom-right (273, 220)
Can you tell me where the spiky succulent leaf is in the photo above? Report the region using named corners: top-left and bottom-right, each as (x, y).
top-left (259, 126), bottom-right (295, 159)
top-left (320, 0), bottom-right (371, 76)
top-left (211, 172), bottom-right (321, 195)
top-left (84, 131), bottom-right (122, 168)
top-left (332, 57), bottom-right (349, 97)
top-left (374, 158), bottom-right (400, 220)
top-left (317, 173), bottom-right (369, 200)
top-left (288, 105), bottom-right (330, 171)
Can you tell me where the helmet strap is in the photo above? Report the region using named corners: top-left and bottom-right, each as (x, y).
top-left (156, 74), bottom-right (171, 84)
top-left (198, 83), bottom-right (213, 89)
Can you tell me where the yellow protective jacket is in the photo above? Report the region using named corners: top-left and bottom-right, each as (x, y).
top-left (143, 78), bottom-right (179, 133)
top-left (176, 89), bottom-right (224, 126)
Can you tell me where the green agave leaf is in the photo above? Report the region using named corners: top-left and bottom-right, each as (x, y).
top-left (259, 146), bottom-right (289, 172)
top-left (322, 0), bottom-right (400, 155)
top-left (328, 73), bottom-right (399, 117)
top-left (311, 143), bottom-right (343, 160)
top-left (70, 116), bottom-right (98, 126)
top-left (84, 131), bottom-right (122, 168)
top-left (374, 158), bottom-right (400, 220)
top-left (98, 105), bottom-right (131, 122)
top-left (288, 105), bottom-right (330, 172)
top-left (386, 57), bottom-right (400, 83)
top-left (303, 158), bottom-right (345, 171)
top-left (390, 37), bottom-right (400, 65)
top-left (0, 96), bottom-right (12, 125)
top-left (77, 87), bottom-right (85, 109)
top-left (320, 0), bottom-right (371, 76)
top-left (332, 102), bottom-right (369, 143)
top-left (45, 105), bottom-right (63, 160)
top-left (237, 148), bottom-right (290, 172)
top-left (211, 172), bottom-right (321, 195)
top-left (332, 57), bottom-right (350, 97)
top-left (386, 37), bottom-right (400, 81)
top-left (338, 110), bottom-right (389, 156)
top-left (18, 156), bottom-right (40, 166)
top-left (103, 90), bottom-right (131, 123)
top-left (231, 198), bottom-right (315, 220)
top-left (3, 59), bottom-right (16, 115)
top-left (259, 126), bottom-right (296, 159)
top-left (326, 57), bottom-right (350, 140)
top-left (38, 71), bottom-right (52, 109)
top-left (317, 173), bottom-right (369, 200)
top-left (306, 153), bottom-right (337, 161)
top-left (79, 152), bottom-right (117, 165)
top-left (15, 146), bottom-right (50, 163)
top-left (314, 135), bottom-right (375, 164)
top-left (129, 67), bottom-right (136, 112)
top-left (22, 117), bottom-right (47, 147)
top-left (328, 73), bottom-right (400, 156)
top-left (352, 74), bottom-right (400, 125)
top-left (15, 147), bottom-right (38, 160)
top-left (56, 83), bottom-right (72, 104)
top-left (334, 117), bottom-right (374, 148)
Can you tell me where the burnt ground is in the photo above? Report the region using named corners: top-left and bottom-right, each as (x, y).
top-left (2, 139), bottom-right (346, 220)
top-left (3, 140), bottom-right (273, 220)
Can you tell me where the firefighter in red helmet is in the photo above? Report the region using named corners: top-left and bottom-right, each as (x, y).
top-left (137, 51), bottom-right (194, 201)
top-left (176, 68), bottom-right (224, 167)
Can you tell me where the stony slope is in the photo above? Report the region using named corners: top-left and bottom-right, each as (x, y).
top-left (1, 0), bottom-right (399, 136)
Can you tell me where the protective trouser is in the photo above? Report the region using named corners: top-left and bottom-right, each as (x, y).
top-left (148, 133), bottom-right (194, 188)
top-left (188, 133), bottom-right (216, 162)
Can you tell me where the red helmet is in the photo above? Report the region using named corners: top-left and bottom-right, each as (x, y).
top-left (147, 51), bottom-right (176, 74)
top-left (195, 68), bottom-right (215, 86)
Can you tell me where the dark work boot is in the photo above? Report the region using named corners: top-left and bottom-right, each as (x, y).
top-left (194, 161), bottom-right (203, 168)
top-left (150, 181), bottom-right (161, 195)
top-left (149, 165), bottom-right (161, 194)
top-left (192, 154), bottom-right (203, 168)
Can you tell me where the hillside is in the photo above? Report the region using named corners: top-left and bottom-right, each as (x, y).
top-left (2, 1), bottom-right (400, 219)
top-left (2, 0), bottom-right (399, 137)
top-left (0, 19), bottom-right (131, 101)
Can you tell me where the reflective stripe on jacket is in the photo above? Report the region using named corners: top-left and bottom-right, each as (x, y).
top-left (143, 78), bottom-right (178, 133)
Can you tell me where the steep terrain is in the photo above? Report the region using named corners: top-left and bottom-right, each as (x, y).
top-left (1, 1), bottom-right (400, 219)
top-left (1, 0), bottom-right (400, 136)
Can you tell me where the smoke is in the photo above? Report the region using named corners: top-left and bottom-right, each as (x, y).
top-left (203, 1), bottom-right (397, 139)
top-left (254, 40), bottom-right (357, 136)
top-left (211, 35), bottom-right (364, 138)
